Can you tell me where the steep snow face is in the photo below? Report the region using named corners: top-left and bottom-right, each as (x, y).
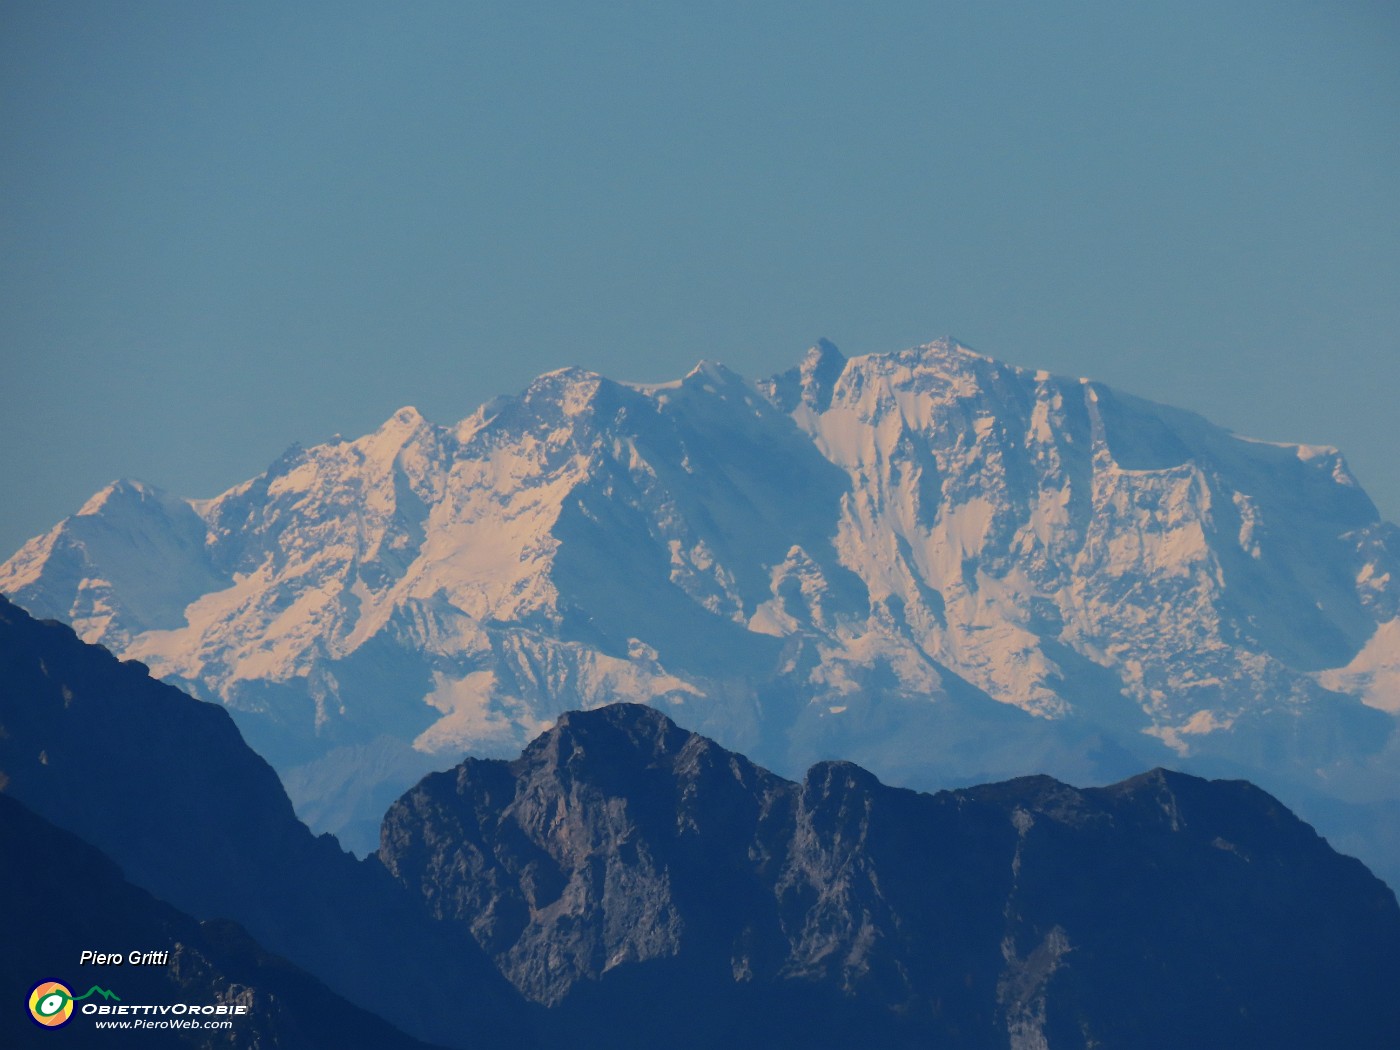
top-left (0, 479), bottom-right (226, 650)
top-left (768, 340), bottom-right (1393, 757)
top-left (3, 339), bottom-right (1399, 852)
top-left (120, 408), bottom-right (462, 748)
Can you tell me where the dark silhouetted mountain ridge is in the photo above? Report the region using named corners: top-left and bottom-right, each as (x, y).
top-left (0, 595), bottom-right (524, 1049)
top-left (381, 703), bottom-right (1400, 1049)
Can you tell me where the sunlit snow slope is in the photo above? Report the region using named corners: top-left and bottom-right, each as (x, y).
top-left (6, 339), bottom-right (1399, 872)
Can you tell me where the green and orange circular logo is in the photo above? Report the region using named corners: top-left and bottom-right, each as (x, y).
top-left (28, 981), bottom-right (75, 1027)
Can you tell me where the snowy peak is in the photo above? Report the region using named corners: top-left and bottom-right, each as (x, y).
top-left (765, 340), bottom-right (1396, 735)
top-left (3, 337), bottom-right (1399, 872)
top-left (683, 358), bottom-right (735, 383)
top-left (518, 366), bottom-right (610, 417)
top-left (76, 477), bottom-right (166, 517)
top-left (201, 404), bottom-right (451, 579)
top-left (0, 477), bottom-right (223, 647)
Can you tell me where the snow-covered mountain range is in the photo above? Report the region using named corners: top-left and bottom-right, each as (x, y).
top-left (6, 338), bottom-right (1399, 874)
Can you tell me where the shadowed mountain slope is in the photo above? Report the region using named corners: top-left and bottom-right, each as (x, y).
top-left (0, 793), bottom-right (442, 1050)
top-left (381, 704), bottom-right (1400, 1050)
top-left (3, 594), bottom-right (1397, 1048)
top-left (0, 596), bottom-right (525, 1049)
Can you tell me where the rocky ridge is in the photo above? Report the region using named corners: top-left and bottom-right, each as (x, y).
top-left (379, 703), bottom-right (1400, 1049)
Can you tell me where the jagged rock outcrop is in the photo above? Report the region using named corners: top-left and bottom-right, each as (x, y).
top-left (380, 704), bottom-right (1400, 1049)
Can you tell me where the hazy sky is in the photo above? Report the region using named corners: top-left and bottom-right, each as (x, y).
top-left (3, 1), bottom-right (1398, 557)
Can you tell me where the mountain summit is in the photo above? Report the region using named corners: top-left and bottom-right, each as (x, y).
top-left (379, 703), bottom-right (1400, 1049)
top-left (4, 339), bottom-right (1399, 872)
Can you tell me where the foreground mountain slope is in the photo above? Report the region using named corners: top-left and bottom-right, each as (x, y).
top-left (4, 338), bottom-right (1398, 873)
top-left (2, 605), bottom-right (1395, 1048)
top-left (381, 704), bottom-right (1400, 1050)
top-left (0, 596), bottom-right (526, 1049)
top-left (0, 794), bottom-right (440, 1050)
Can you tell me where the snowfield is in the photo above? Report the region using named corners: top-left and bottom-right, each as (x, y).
top-left (5, 338), bottom-right (1399, 876)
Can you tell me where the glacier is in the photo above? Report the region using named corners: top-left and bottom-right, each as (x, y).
top-left (4, 338), bottom-right (1398, 880)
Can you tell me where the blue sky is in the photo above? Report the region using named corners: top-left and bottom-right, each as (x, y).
top-left (3, 1), bottom-right (1398, 556)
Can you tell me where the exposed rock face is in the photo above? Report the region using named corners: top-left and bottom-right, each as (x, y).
top-left (380, 704), bottom-right (795, 1007)
top-left (381, 704), bottom-right (1400, 1049)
